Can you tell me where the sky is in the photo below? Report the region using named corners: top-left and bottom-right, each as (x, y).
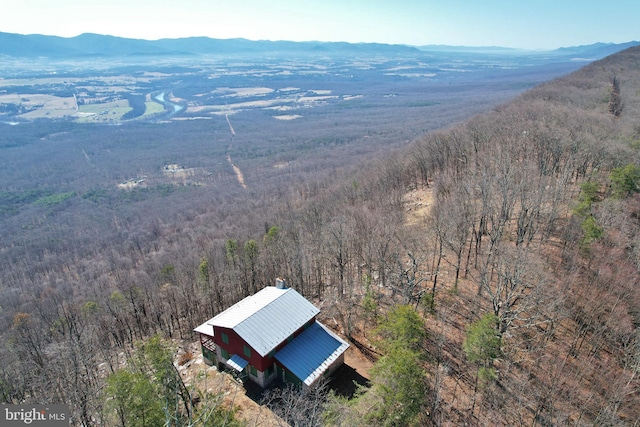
top-left (1, 0), bottom-right (638, 50)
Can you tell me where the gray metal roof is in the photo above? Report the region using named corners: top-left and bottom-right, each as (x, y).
top-left (193, 320), bottom-right (214, 336)
top-left (274, 321), bottom-right (350, 386)
top-left (208, 286), bottom-right (320, 356)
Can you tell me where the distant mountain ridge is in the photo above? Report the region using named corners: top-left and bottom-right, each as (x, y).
top-left (417, 45), bottom-right (523, 53)
top-left (0, 32), bottom-right (422, 58)
top-left (0, 32), bottom-right (637, 59)
top-left (419, 41), bottom-right (640, 57)
top-left (551, 41), bottom-right (640, 58)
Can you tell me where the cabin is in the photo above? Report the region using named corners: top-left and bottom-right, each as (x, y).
top-left (194, 279), bottom-right (349, 388)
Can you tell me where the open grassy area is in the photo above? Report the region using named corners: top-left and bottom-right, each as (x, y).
top-left (76, 99), bottom-right (131, 122)
top-left (0, 94), bottom-right (77, 119)
top-left (140, 100), bottom-right (165, 117)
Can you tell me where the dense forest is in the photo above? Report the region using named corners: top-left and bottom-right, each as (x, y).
top-left (2, 44), bottom-right (640, 426)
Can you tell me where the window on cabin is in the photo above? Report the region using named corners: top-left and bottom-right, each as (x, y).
top-left (243, 345), bottom-right (251, 358)
top-left (221, 348), bottom-right (229, 359)
top-left (250, 365), bottom-right (257, 376)
top-left (221, 332), bottom-right (229, 345)
top-left (266, 364), bottom-right (274, 377)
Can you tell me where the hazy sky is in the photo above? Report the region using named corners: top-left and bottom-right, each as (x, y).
top-left (2, 0), bottom-right (638, 50)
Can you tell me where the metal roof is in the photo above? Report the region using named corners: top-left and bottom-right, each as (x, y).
top-left (208, 286), bottom-right (320, 356)
top-left (274, 321), bottom-right (350, 386)
top-left (193, 320), bottom-right (213, 336)
top-left (227, 354), bottom-right (249, 372)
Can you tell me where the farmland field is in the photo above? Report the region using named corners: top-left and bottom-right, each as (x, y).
top-left (0, 50), bottom-right (585, 126)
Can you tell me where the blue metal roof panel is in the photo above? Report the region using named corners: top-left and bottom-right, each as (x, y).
top-left (227, 354), bottom-right (249, 372)
top-left (274, 321), bottom-right (350, 386)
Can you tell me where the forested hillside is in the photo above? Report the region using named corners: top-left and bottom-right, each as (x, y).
top-left (381, 45), bottom-right (640, 425)
top-left (2, 45), bottom-right (640, 426)
top-left (318, 45), bottom-right (640, 426)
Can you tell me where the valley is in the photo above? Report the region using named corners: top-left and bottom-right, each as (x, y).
top-left (0, 48), bottom-right (586, 124)
top-left (1, 35), bottom-right (640, 426)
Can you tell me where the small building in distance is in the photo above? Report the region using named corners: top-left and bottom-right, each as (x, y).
top-left (194, 278), bottom-right (349, 388)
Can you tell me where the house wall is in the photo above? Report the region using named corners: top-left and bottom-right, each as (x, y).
top-left (199, 333), bottom-right (216, 365)
top-left (276, 363), bottom-right (302, 386)
top-left (215, 343), bottom-right (230, 370)
top-left (248, 363), bottom-right (279, 388)
top-left (255, 355), bottom-right (276, 373)
top-left (213, 343), bottom-right (279, 387)
top-left (212, 326), bottom-right (278, 380)
top-left (318, 352), bottom-right (346, 385)
top-left (276, 352), bottom-right (347, 388)
top-left (213, 326), bottom-right (261, 366)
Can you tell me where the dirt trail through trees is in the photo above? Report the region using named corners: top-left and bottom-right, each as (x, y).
top-left (226, 152), bottom-right (247, 189)
top-left (225, 114), bottom-right (247, 189)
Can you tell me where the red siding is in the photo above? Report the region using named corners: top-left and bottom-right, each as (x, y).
top-left (255, 353), bottom-right (274, 372)
top-left (213, 326), bottom-right (270, 371)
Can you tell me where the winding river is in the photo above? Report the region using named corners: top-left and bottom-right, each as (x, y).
top-left (154, 92), bottom-right (185, 114)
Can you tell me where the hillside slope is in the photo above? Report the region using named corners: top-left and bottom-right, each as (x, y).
top-left (386, 45), bottom-right (640, 425)
top-left (282, 44), bottom-right (640, 426)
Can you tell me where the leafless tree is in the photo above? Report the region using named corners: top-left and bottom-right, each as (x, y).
top-left (261, 382), bottom-right (329, 427)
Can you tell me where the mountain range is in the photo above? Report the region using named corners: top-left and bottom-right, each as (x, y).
top-left (418, 41), bottom-right (640, 57)
top-left (1, 31), bottom-right (638, 59)
top-left (0, 32), bottom-right (420, 58)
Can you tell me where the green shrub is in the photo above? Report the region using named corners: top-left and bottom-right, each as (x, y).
top-left (610, 164), bottom-right (640, 199)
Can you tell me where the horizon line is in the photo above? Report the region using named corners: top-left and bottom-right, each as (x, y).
top-left (3, 30), bottom-right (638, 52)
